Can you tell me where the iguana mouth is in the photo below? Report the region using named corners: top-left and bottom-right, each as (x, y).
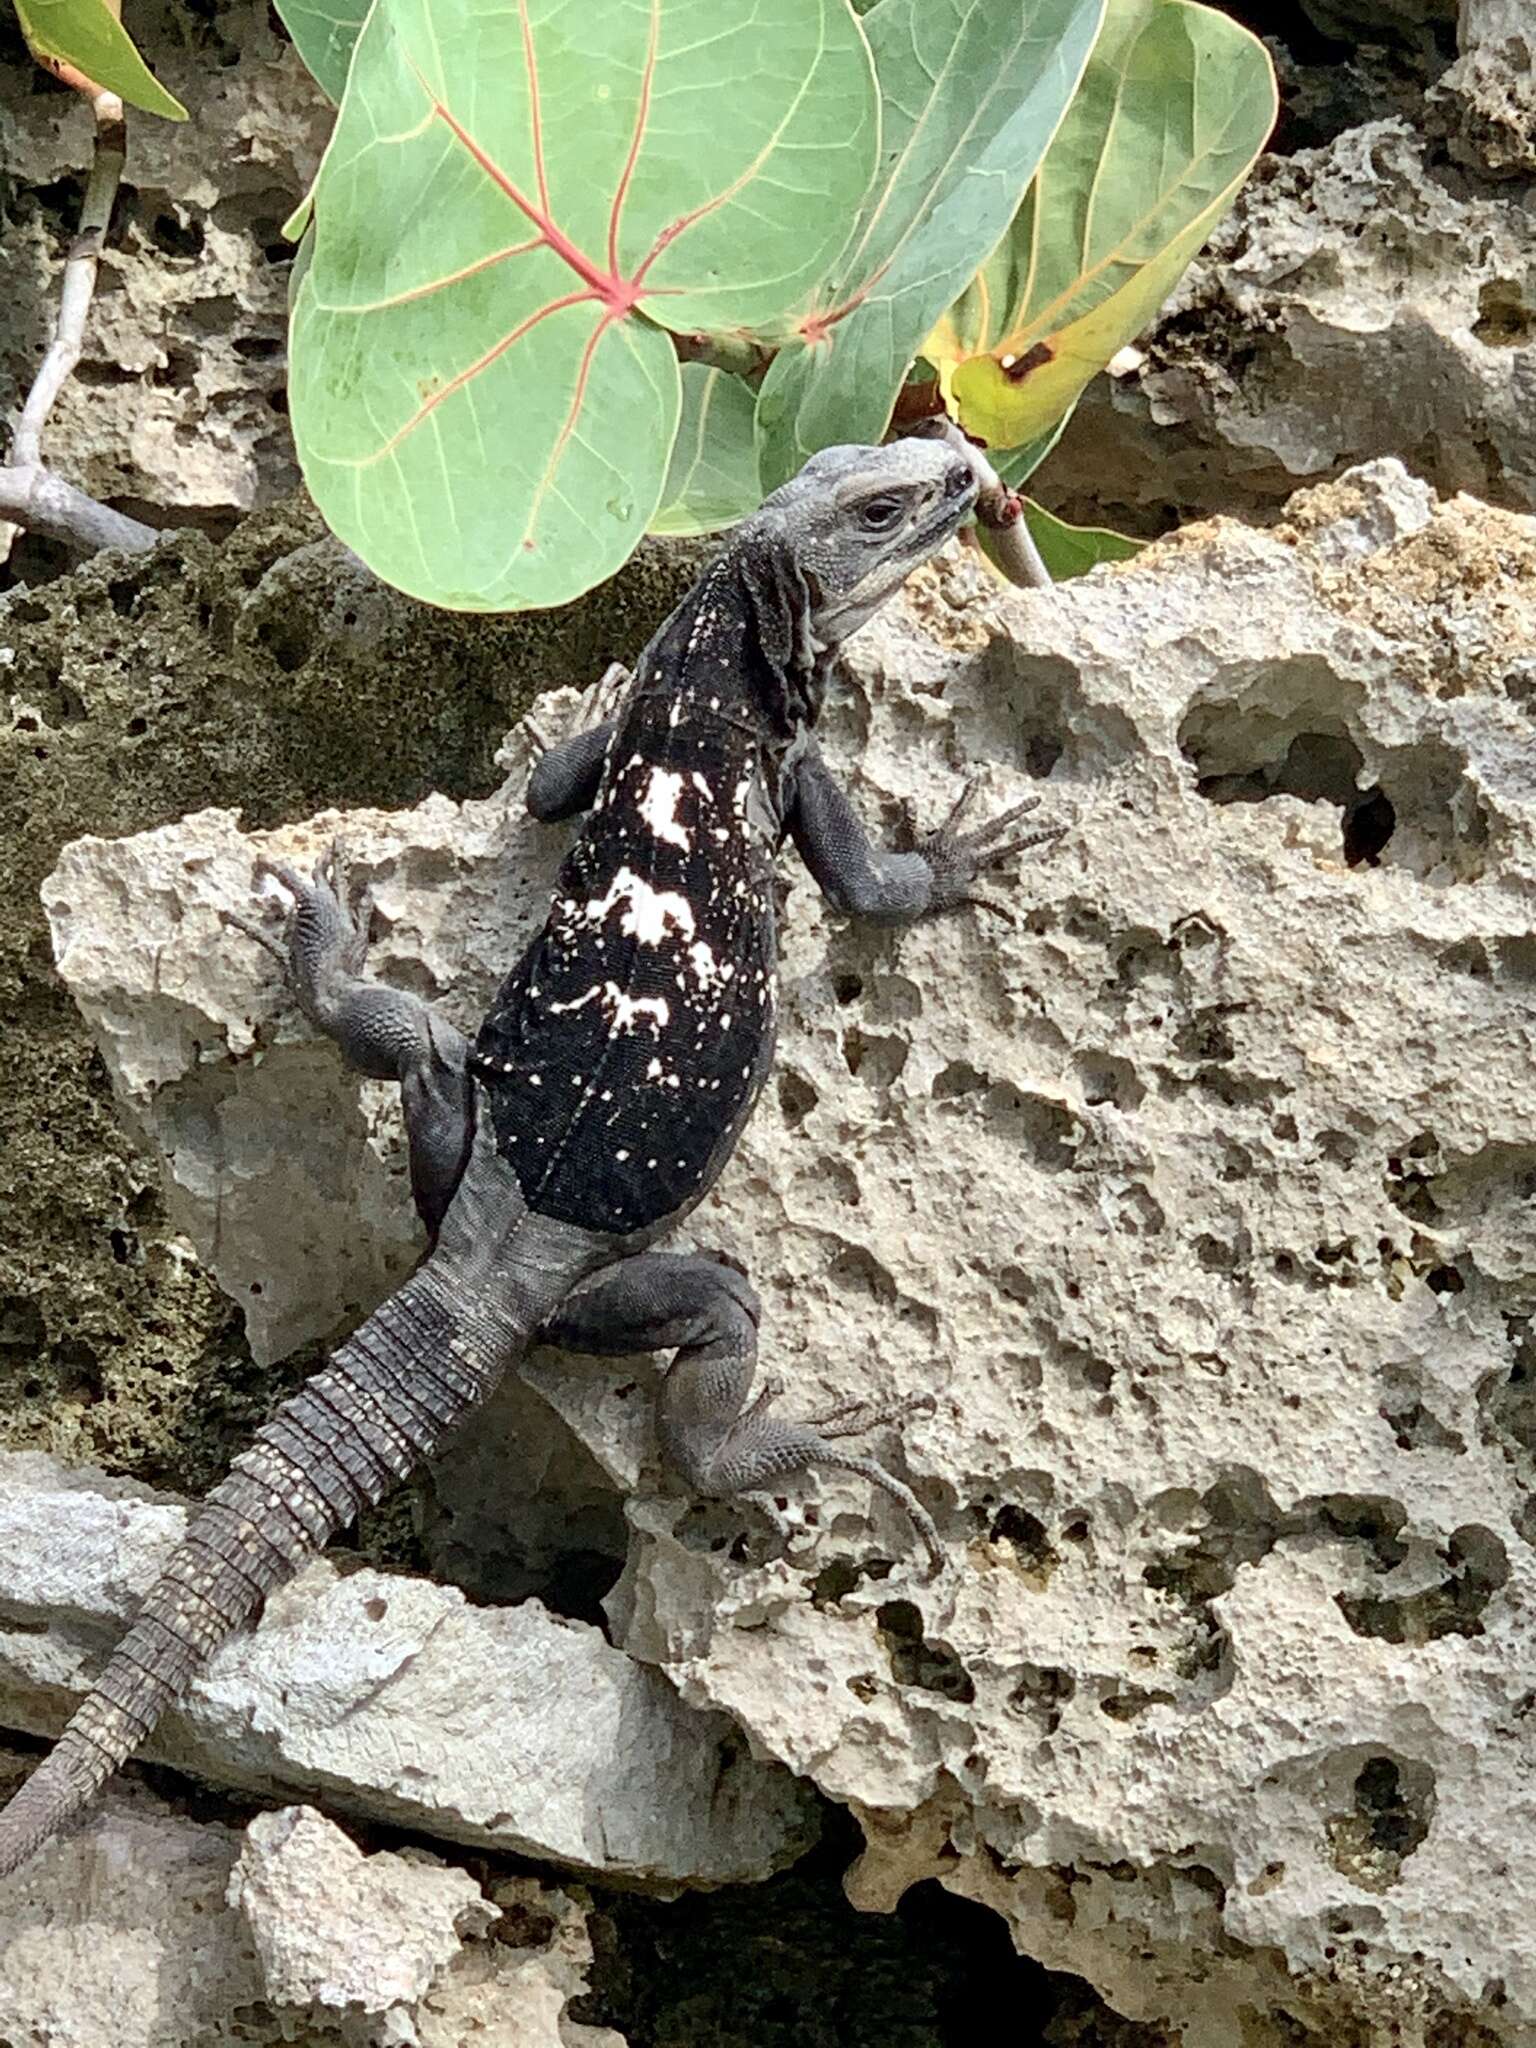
top-left (913, 469), bottom-right (979, 550)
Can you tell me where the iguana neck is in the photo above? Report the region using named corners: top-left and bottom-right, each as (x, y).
top-left (634, 546), bottom-right (826, 739)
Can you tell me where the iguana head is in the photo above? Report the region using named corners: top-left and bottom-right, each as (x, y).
top-left (752, 438), bottom-right (979, 649)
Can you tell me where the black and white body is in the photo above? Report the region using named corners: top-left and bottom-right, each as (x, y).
top-left (0, 439), bottom-right (1056, 1880)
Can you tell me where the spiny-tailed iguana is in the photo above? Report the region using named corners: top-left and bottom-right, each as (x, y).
top-left (0, 439), bottom-right (1056, 1879)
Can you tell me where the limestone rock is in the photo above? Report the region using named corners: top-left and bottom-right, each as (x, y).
top-left (36, 461), bottom-right (1536, 2043)
top-left (0, 1749), bottom-right (262, 2048)
top-left (1, 0), bottom-right (330, 522)
top-left (1434, 0), bottom-right (1536, 174)
top-left (231, 1805), bottom-right (493, 2020)
top-left (1041, 119), bottom-right (1536, 531)
top-left (0, 1452), bottom-right (816, 1885)
top-left (0, 1748), bottom-right (625, 2048)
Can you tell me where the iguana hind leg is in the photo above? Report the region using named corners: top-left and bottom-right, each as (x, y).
top-left (226, 843), bottom-right (474, 1237)
top-left (542, 1251), bottom-right (943, 1571)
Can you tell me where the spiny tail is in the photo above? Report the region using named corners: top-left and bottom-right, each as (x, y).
top-left (0, 1268), bottom-right (526, 1880)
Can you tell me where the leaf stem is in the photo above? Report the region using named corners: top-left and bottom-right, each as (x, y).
top-left (0, 466), bottom-right (157, 554)
top-left (912, 418), bottom-right (1053, 589)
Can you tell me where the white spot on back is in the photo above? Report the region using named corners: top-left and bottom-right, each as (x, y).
top-left (582, 867), bottom-right (696, 945)
top-left (638, 767), bottom-right (691, 851)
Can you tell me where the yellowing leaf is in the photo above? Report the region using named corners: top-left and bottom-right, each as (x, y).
top-left (926, 0), bottom-right (1274, 451)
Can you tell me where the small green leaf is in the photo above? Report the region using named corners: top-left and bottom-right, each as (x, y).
top-left (15, 0), bottom-right (187, 117)
top-left (650, 366), bottom-right (762, 536)
top-left (755, 0), bottom-right (1106, 490)
top-left (928, 0), bottom-right (1275, 450)
top-left (1018, 498), bottom-right (1146, 577)
top-left (290, 0), bottom-right (875, 610)
top-left (281, 187), bottom-right (315, 243)
top-left (274, 0), bottom-right (369, 102)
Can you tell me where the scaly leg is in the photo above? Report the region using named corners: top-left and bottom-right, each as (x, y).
top-left (224, 842), bottom-right (474, 1237)
top-left (786, 738), bottom-right (1064, 927)
top-left (542, 1252), bottom-right (942, 1570)
top-left (524, 662), bottom-right (633, 821)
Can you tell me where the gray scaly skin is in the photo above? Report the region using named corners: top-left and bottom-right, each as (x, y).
top-left (0, 439), bottom-right (1059, 1880)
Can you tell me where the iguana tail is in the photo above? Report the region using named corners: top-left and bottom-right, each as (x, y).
top-left (0, 1265), bottom-right (527, 1880)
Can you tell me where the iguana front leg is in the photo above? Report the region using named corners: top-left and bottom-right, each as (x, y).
top-left (541, 1252), bottom-right (943, 1571)
top-left (786, 738), bottom-right (1061, 924)
top-left (226, 846), bottom-right (474, 1236)
top-left (526, 718), bottom-right (618, 821)
top-left (524, 661), bottom-right (632, 821)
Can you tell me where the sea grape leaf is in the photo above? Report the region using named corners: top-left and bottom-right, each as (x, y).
top-left (927, 0), bottom-right (1275, 450)
top-left (289, 0), bottom-right (875, 610)
top-left (15, 0), bottom-right (187, 116)
top-left (755, 0), bottom-right (1105, 490)
top-left (274, 0), bottom-right (368, 103)
top-left (650, 366), bottom-right (761, 536)
top-left (1013, 498), bottom-right (1145, 577)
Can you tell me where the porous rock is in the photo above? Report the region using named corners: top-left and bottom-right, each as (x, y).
top-left (0, 1747), bottom-right (624, 2048)
top-left (33, 464), bottom-right (1536, 2048)
top-left (35, 461), bottom-right (1536, 2042)
top-left (1, 0), bottom-right (330, 523)
top-left (230, 1805), bottom-right (494, 2019)
top-left (0, 1451), bottom-right (816, 1885)
top-left (1434, 0), bottom-right (1536, 175)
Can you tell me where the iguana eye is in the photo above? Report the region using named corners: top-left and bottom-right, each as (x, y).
top-left (859, 495), bottom-right (904, 532)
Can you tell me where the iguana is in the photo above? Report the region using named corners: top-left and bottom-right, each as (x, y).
top-left (0, 438), bottom-right (1056, 1880)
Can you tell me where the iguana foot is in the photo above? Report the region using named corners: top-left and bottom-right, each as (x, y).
top-left (908, 776), bottom-right (1065, 924)
top-left (225, 841), bottom-right (474, 1234)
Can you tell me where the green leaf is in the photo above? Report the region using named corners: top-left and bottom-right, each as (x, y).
top-left (755, 0), bottom-right (1106, 490)
top-left (290, 0), bottom-right (876, 611)
top-left (650, 366), bottom-right (762, 536)
top-left (14, 0), bottom-right (187, 117)
top-left (927, 0), bottom-right (1275, 450)
top-left (274, 0), bottom-right (369, 102)
top-left (281, 187), bottom-right (315, 243)
top-left (1016, 498), bottom-right (1145, 577)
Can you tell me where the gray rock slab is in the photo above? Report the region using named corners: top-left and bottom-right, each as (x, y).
top-left (0, 1752), bottom-right (626, 2048)
top-left (0, 1453), bottom-right (815, 1887)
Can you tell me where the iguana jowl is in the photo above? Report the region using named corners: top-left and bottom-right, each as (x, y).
top-left (0, 439), bottom-right (1055, 1879)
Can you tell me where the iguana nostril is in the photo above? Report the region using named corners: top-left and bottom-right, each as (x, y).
top-left (944, 462), bottom-right (973, 498)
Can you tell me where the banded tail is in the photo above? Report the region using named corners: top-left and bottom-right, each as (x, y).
top-left (0, 1267), bottom-right (526, 1879)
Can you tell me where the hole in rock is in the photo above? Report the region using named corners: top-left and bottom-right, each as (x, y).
top-left (777, 1070), bottom-right (818, 1124)
top-left (1182, 710), bottom-right (1394, 868)
top-left (987, 1504), bottom-right (1060, 1583)
top-left (876, 1600), bottom-right (976, 1702)
top-left (575, 1805), bottom-right (1167, 2046)
top-left (1474, 279), bottom-right (1536, 349)
top-left (1327, 1751), bottom-right (1436, 1892)
top-left (1338, 1523), bottom-right (1509, 1644)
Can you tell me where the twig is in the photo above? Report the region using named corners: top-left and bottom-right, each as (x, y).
top-left (669, 330), bottom-right (773, 383)
top-left (909, 417), bottom-right (1054, 590)
top-left (0, 466), bottom-right (157, 553)
top-left (1, 88), bottom-right (144, 564)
